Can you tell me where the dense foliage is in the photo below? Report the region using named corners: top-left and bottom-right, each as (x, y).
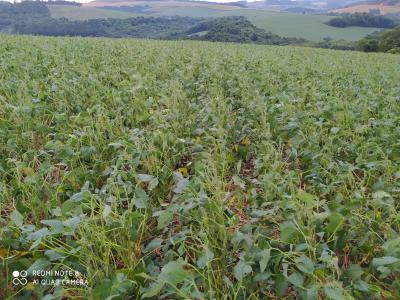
top-left (309, 37), bottom-right (357, 50)
top-left (0, 1), bottom-right (49, 17)
top-left (326, 13), bottom-right (397, 28)
top-left (379, 27), bottom-right (400, 51)
top-left (14, 16), bottom-right (201, 39)
top-left (187, 17), bottom-right (306, 45)
top-left (0, 35), bottom-right (399, 300)
top-left (358, 27), bottom-right (400, 52)
top-left (0, 1), bottom-right (49, 31)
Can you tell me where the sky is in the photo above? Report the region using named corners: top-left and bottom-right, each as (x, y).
top-left (188, 0), bottom-right (259, 2)
top-left (2, 0), bottom-right (259, 3)
top-left (189, 0), bottom-right (259, 2)
top-left (90, 0), bottom-right (261, 2)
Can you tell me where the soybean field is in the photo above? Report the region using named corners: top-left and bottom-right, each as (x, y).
top-left (0, 35), bottom-right (399, 299)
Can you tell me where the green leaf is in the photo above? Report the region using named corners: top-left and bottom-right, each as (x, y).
top-left (197, 247), bottom-right (214, 269)
top-left (159, 259), bottom-right (188, 284)
top-left (346, 264), bottom-right (363, 280)
top-left (287, 272), bottom-right (304, 287)
top-left (382, 237), bottom-right (400, 257)
top-left (377, 266), bottom-right (391, 278)
top-left (10, 210), bottom-right (23, 227)
top-left (280, 221), bottom-right (299, 243)
top-left (371, 191), bottom-right (394, 208)
top-left (372, 256), bottom-right (400, 266)
top-left (27, 228), bottom-right (51, 240)
top-left (128, 212), bottom-right (143, 242)
top-left (111, 273), bottom-right (133, 294)
top-left (29, 238), bottom-right (44, 250)
top-left (70, 191), bottom-right (90, 202)
top-left (63, 216), bottom-right (81, 231)
top-left (173, 178), bottom-right (189, 194)
top-left (325, 212), bottom-right (344, 234)
top-left (137, 174), bottom-right (159, 190)
top-left (157, 211), bottom-right (173, 230)
top-left (92, 279), bottom-right (112, 299)
top-left (45, 248), bottom-right (67, 261)
top-left (148, 178), bottom-right (159, 191)
top-left (143, 238), bottom-right (163, 253)
top-left (330, 127), bottom-right (340, 134)
top-left (108, 142), bottom-right (124, 149)
top-left (323, 286), bottom-right (343, 300)
top-left (306, 286), bottom-right (319, 300)
top-left (135, 187), bottom-right (148, 209)
top-left (142, 281), bottom-right (164, 298)
top-left (372, 191), bottom-right (392, 201)
top-left (137, 174), bottom-right (154, 182)
top-left (354, 280), bottom-right (369, 292)
top-left (41, 219), bottom-right (65, 235)
top-left (41, 219), bottom-right (63, 228)
top-left (295, 255), bottom-right (314, 274)
top-left (296, 190), bottom-right (316, 203)
top-left (27, 258), bottom-right (51, 275)
top-left (232, 175), bottom-right (245, 189)
top-left (275, 274), bottom-right (288, 297)
top-left (234, 260), bottom-right (252, 281)
top-left (103, 204), bottom-right (112, 220)
top-left (259, 249), bottom-right (271, 272)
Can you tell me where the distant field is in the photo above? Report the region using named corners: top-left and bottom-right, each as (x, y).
top-left (332, 3), bottom-right (400, 14)
top-left (153, 6), bottom-right (233, 18)
top-left (48, 5), bottom-right (382, 41)
top-left (85, 0), bottom-right (241, 11)
top-left (48, 5), bottom-right (140, 20)
top-left (209, 10), bottom-right (382, 42)
top-left (153, 9), bottom-right (384, 41)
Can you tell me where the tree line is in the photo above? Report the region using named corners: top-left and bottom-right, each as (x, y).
top-left (326, 13), bottom-right (398, 28)
top-left (357, 28), bottom-right (400, 53)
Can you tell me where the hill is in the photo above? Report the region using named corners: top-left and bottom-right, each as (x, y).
top-left (8, 13), bottom-right (305, 46)
top-left (48, 3), bottom-right (383, 41)
top-left (0, 34), bottom-right (399, 300)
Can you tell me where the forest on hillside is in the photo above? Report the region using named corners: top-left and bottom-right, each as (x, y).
top-left (326, 13), bottom-right (398, 28)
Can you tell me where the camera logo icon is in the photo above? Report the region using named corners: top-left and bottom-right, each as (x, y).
top-left (12, 270), bottom-right (28, 285)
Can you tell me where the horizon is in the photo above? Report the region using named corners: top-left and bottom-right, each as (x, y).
top-left (1, 0), bottom-right (261, 3)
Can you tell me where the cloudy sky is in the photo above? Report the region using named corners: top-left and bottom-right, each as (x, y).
top-left (3, 0), bottom-right (261, 3)
top-left (76, 0), bottom-right (258, 2)
top-left (35, 0), bottom-right (258, 3)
